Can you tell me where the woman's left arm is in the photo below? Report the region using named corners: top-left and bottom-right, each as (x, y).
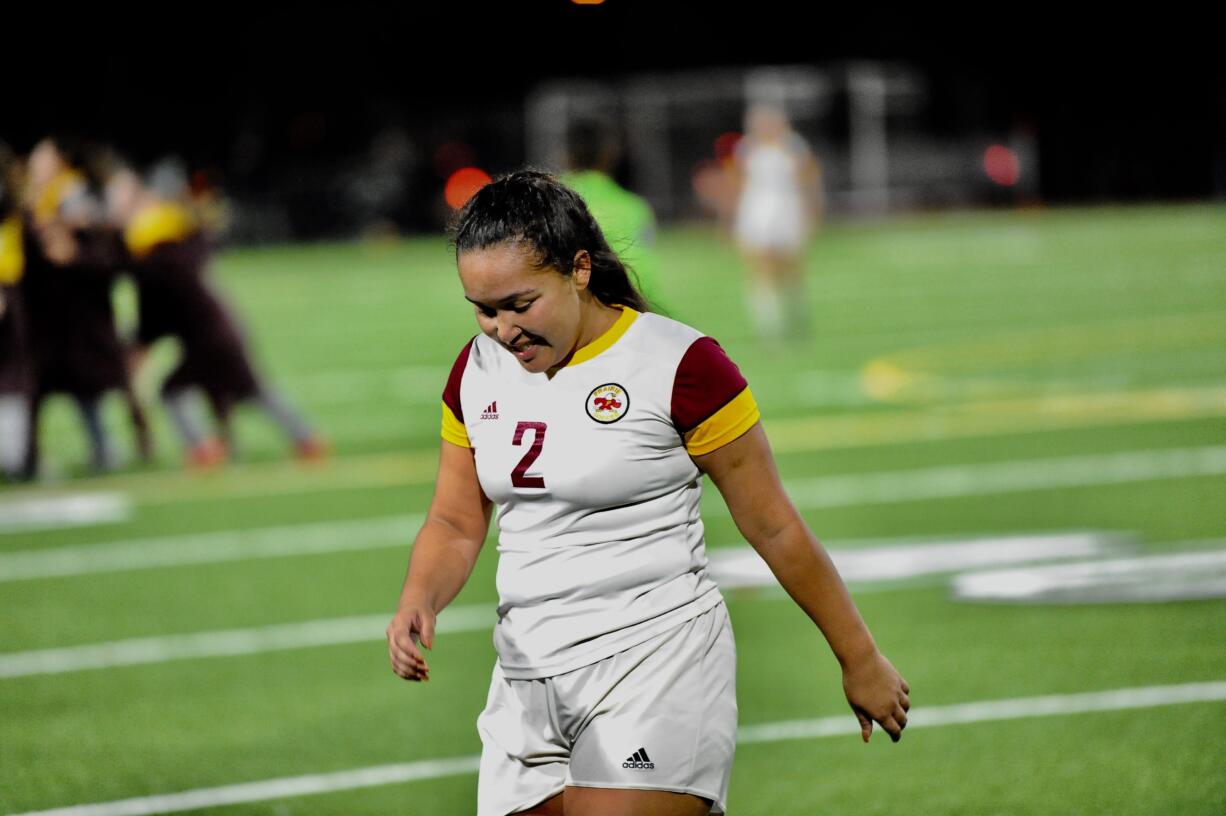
top-left (693, 422), bottom-right (911, 743)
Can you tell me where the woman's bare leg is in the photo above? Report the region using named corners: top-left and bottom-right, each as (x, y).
top-left (516, 788), bottom-right (711, 816)
top-left (743, 248), bottom-right (783, 340)
top-left (513, 791), bottom-right (564, 815)
top-left (561, 786), bottom-right (711, 816)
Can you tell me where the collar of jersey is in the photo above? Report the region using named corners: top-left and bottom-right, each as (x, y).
top-left (564, 306), bottom-right (639, 368)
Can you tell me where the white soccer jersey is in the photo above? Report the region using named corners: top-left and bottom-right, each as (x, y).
top-left (441, 307), bottom-right (759, 679)
top-left (734, 134), bottom-right (810, 251)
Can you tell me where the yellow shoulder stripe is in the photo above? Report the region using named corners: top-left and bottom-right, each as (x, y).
top-left (566, 306), bottom-right (639, 368)
top-left (0, 216), bottom-right (24, 285)
top-left (33, 169), bottom-right (86, 225)
top-left (124, 202), bottom-right (197, 258)
top-left (441, 401), bottom-right (471, 448)
top-left (684, 387), bottom-right (760, 456)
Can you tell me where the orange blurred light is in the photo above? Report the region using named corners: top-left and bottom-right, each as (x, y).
top-left (571, 0), bottom-right (606, 4)
top-left (445, 167), bottom-right (492, 210)
top-left (714, 131), bottom-right (742, 163)
top-left (983, 144), bottom-right (1020, 187)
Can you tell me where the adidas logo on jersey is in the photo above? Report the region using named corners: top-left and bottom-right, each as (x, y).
top-left (480, 401), bottom-right (498, 420)
top-left (622, 747), bottom-right (655, 770)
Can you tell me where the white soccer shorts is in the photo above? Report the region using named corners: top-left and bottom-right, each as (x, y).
top-left (476, 602), bottom-right (737, 816)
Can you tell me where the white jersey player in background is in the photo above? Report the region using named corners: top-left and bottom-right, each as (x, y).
top-left (386, 171), bottom-right (908, 816)
top-left (732, 103), bottom-right (824, 342)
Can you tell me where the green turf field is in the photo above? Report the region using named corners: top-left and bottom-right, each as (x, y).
top-left (2, 204), bottom-right (1225, 815)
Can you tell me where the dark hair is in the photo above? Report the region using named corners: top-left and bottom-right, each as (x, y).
top-left (42, 134), bottom-right (91, 172)
top-left (451, 169), bottom-right (650, 312)
top-left (40, 134), bottom-right (115, 191)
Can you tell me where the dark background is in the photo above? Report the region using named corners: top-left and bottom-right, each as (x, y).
top-left (6, 4), bottom-right (1222, 211)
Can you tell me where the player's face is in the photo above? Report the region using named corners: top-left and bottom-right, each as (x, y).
top-left (26, 140), bottom-right (64, 196)
top-left (458, 242), bottom-right (588, 375)
top-left (104, 171), bottom-right (141, 227)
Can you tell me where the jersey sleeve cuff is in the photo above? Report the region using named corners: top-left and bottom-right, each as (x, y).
top-left (441, 401), bottom-right (471, 448)
top-left (683, 387), bottom-right (760, 456)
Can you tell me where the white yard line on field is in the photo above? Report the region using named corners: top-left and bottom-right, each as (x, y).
top-left (774, 444), bottom-right (1226, 509)
top-left (952, 547), bottom-right (1226, 603)
top-left (6, 444), bottom-right (1225, 582)
top-left (0, 534), bottom-right (1208, 677)
top-left (6, 756), bottom-right (486, 816)
top-left (10, 681), bottom-right (1226, 816)
top-left (735, 681), bottom-right (1226, 742)
top-left (0, 493), bottom-right (131, 533)
top-left (708, 531), bottom-right (1131, 588)
top-left (0, 604), bottom-right (493, 679)
top-left (0, 515), bottom-right (423, 582)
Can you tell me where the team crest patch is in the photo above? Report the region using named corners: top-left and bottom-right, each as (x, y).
top-left (586, 383), bottom-right (629, 424)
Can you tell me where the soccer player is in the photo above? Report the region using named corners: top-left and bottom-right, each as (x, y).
top-left (0, 145), bottom-right (33, 480)
top-left (386, 171), bottom-right (908, 815)
top-left (104, 168), bottom-right (327, 466)
top-left (560, 117), bottom-right (661, 308)
top-left (731, 103), bottom-right (824, 341)
top-left (18, 137), bottom-right (151, 476)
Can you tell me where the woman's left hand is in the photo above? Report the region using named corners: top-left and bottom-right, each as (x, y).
top-left (841, 650), bottom-right (910, 743)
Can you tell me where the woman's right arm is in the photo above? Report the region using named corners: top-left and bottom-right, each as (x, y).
top-left (386, 440), bottom-right (492, 682)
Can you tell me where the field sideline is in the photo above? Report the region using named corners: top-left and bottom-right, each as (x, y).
top-left (3, 204), bottom-right (1224, 815)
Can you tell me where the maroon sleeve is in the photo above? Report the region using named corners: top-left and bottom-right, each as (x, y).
top-left (442, 338), bottom-right (475, 422)
top-left (142, 231), bottom-right (211, 271)
top-left (670, 337), bottom-right (750, 433)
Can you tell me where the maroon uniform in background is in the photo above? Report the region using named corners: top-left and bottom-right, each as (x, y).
top-left (17, 215), bottom-right (148, 475)
top-left (129, 230), bottom-right (260, 413)
top-left (121, 198), bottom-right (324, 464)
top-left (19, 217), bottom-right (128, 400)
top-left (0, 286), bottom-right (29, 394)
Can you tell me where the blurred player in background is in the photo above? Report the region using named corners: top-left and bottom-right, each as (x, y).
top-left (731, 103), bottom-right (824, 342)
top-left (0, 144), bottom-right (33, 480)
top-left (18, 137), bottom-right (151, 476)
top-left (561, 117), bottom-right (661, 309)
top-left (105, 167), bottom-right (327, 467)
top-left (387, 171), bottom-right (908, 816)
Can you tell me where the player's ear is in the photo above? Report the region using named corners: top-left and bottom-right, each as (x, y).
top-left (571, 250), bottom-right (592, 291)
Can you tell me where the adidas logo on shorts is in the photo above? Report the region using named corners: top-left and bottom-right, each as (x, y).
top-left (622, 747), bottom-right (655, 770)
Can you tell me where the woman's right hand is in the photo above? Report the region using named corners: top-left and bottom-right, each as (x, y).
top-left (386, 605), bottom-right (436, 682)
top-left (841, 649), bottom-right (910, 743)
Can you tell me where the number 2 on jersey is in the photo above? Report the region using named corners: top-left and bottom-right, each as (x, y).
top-left (511, 421), bottom-right (547, 488)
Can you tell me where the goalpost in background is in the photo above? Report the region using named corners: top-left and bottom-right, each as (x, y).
top-left (526, 61), bottom-right (1039, 221)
